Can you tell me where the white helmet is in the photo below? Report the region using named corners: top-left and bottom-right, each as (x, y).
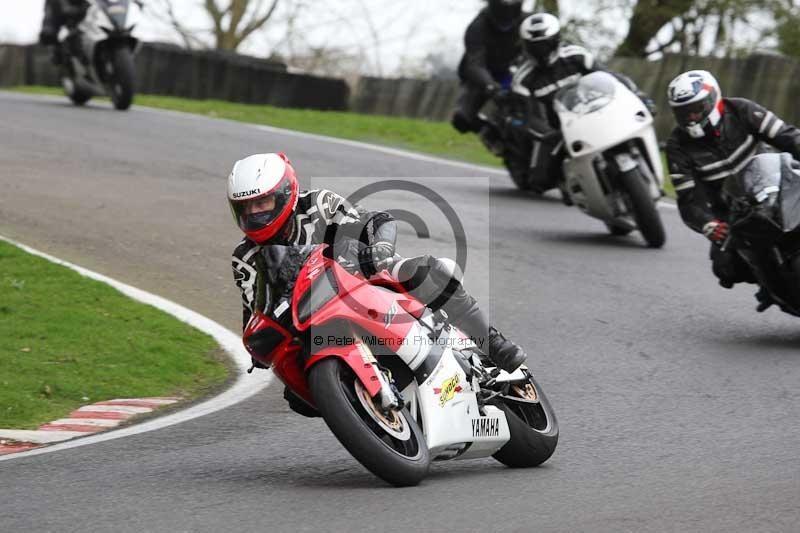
top-left (227, 152), bottom-right (299, 243)
top-left (520, 13), bottom-right (561, 62)
top-left (667, 70), bottom-right (723, 138)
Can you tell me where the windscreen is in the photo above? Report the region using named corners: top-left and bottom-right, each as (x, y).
top-left (99, 0), bottom-right (130, 29)
top-left (554, 71), bottom-right (616, 115)
top-left (723, 153), bottom-right (783, 227)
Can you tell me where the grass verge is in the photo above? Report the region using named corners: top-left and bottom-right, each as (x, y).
top-left (0, 240), bottom-right (230, 429)
top-left (11, 85), bottom-right (501, 167)
top-left (10, 85), bottom-right (674, 196)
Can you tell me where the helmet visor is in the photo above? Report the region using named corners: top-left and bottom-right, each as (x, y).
top-left (524, 39), bottom-right (556, 61)
top-left (230, 175), bottom-right (294, 233)
top-left (489, 1), bottom-right (521, 27)
top-left (671, 95), bottom-right (715, 129)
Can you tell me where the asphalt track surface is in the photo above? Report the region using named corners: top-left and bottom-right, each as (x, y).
top-left (1, 91), bottom-right (799, 532)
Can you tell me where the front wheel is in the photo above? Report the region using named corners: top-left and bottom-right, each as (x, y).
top-left (106, 47), bottom-right (135, 111)
top-left (492, 375), bottom-right (558, 468)
top-left (618, 167), bottom-right (666, 248)
top-left (308, 357), bottom-right (430, 486)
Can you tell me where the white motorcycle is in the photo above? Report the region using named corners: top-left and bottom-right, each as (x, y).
top-left (554, 71), bottom-right (666, 248)
top-left (57, 0), bottom-right (141, 110)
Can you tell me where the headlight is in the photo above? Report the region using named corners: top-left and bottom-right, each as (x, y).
top-left (298, 270), bottom-right (339, 323)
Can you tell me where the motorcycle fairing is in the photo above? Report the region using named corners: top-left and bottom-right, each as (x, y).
top-left (243, 311), bottom-right (314, 404)
top-left (292, 247), bottom-right (435, 373)
top-left (779, 156), bottom-right (800, 232)
top-left (305, 343), bottom-right (383, 398)
top-left (413, 328), bottom-right (511, 459)
top-left (724, 152), bottom-right (800, 232)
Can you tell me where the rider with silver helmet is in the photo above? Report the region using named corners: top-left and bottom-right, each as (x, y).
top-left (451, 0), bottom-right (525, 134)
top-left (511, 12), bottom-right (655, 194)
top-left (666, 70), bottom-right (800, 293)
top-left (227, 153), bottom-right (529, 409)
top-left (667, 70), bottom-right (800, 294)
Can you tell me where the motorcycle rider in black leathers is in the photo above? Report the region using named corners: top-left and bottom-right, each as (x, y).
top-left (451, 0), bottom-right (524, 134)
top-left (228, 153), bottom-right (528, 414)
top-left (39, 0), bottom-right (89, 46)
top-left (511, 13), bottom-right (656, 194)
top-left (665, 70), bottom-right (800, 306)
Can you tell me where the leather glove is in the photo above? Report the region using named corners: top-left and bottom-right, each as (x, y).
top-left (39, 30), bottom-right (58, 46)
top-left (358, 241), bottom-right (395, 277)
top-left (702, 219), bottom-right (729, 244)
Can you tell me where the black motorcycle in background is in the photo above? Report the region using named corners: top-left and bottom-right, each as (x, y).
top-left (722, 152), bottom-right (800, 316)
top-left (57, 0), bottom-right (140, 110)
top-left (476, 90), bottom-right (554, 192)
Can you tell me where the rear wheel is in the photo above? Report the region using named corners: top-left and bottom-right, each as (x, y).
top-left (308, 358), bottom-right (430, 486)
top-left (62, 76), bottom-right (91, 106)
top-left (492, 375), bottom-right (558, 468)
top-left (106, 47), bottom-right (135, 111)
top-left (505, 158), bottom-right (533, 191)
top-left (618, 167), bottom-right (666, 248)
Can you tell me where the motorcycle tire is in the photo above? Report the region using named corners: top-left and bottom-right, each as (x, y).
top-left (504, 159), bottom-right (533, 191)
top-left (62, 76), bottom-right (91, 106)
top-left (605, 222), bottom-right (633, 236)
top-left (308, 357), bottom-right (430, 487)
top-left (619, 167), bottom-right (666, 248)
top-left (107, 47), bottom-right (135, 111)
top-left (492, 375), bottom-right (558, 468)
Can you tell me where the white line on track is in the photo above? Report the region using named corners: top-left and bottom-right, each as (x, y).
top-left (0, 235), bottom-right (272, 462)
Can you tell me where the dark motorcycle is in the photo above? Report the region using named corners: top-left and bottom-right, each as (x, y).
top-left (476, 92), bottom-right (554, 192)
top-left (722, 152), bottom-right (800, 316)
top-left (57, 0), bottom-right (141, 110)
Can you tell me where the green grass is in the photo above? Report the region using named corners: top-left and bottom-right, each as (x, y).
top-left (12, 85), bottom-right (501, 168)
top-left (0, 241), bottom-right (229, 429)
top-left (10, 85), bottom-right (675, 197)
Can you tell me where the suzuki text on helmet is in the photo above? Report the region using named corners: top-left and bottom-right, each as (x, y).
top-left (519, 12), bottom-right (561, 63)
top-left (227, 152), bottom-right (299, 244)
top-left (667, 70), bottom-right (723, 138)
top-left (487, 0), bottom-right (523, 31)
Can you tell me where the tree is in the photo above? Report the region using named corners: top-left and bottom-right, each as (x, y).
top-left (615, 0), bottom-right (694, 57)
top-left (153, 0), bottom-right (281, 51)
top-left (615, 0), bottom-right (786, 58)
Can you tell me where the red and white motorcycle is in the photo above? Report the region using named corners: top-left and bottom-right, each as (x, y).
top-left (243, 244), bottom-right (558, 486)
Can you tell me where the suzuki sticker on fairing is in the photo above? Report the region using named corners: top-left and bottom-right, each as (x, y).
top-left (433, 373), bottom-right (462, 406)
top-left (471, 418), bottom-right (500, 437)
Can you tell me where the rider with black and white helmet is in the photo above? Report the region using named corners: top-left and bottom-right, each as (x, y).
top-left (665, 70), bottom-right (800, 296)
top-left (511, 12), bottom-right (655, 193)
